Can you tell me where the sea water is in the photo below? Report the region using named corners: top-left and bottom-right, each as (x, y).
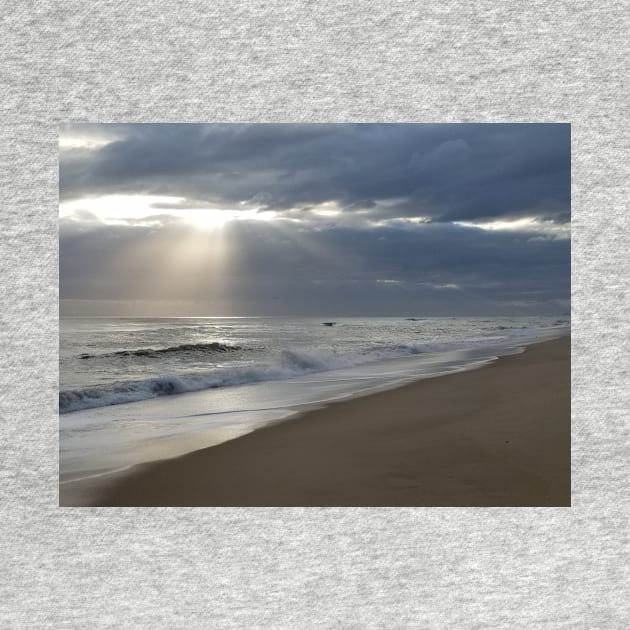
top-left (59, 316), bottom-right (569, 481)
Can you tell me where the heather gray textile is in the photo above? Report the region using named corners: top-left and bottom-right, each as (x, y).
top-left (2, 2), bottom-right (629, 628)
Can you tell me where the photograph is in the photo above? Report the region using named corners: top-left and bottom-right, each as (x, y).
top-left (59, 123), bottom-right (571, 506)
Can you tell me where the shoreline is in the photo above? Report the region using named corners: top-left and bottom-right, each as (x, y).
top-left (62, 336), bottom-right (570, 507)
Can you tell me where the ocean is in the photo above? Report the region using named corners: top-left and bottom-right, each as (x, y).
top-left (60, 316), bottom-right (569, 482)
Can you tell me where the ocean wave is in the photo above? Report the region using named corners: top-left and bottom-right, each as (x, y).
top-left (61, 347), bottom-right (353, 413)
top-left (60, 329), bottom-right (558, 413)
top-left (60, 362), bottom-right (304, 413)
top-left (78, 342), bottom-right (241, 360)
top-left (62, 340), bottom-right (487, 413)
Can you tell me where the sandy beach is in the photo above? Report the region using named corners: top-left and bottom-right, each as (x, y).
top-left (70, 337), bottom-right (570, 507)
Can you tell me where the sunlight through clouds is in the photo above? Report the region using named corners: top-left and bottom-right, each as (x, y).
top-left (59, 124), bottom-right (570, 316)
top-left (59, 194), bottom-right (277, 230)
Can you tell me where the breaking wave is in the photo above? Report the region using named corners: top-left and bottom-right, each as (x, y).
top-left (60, 341), bottom-right (487, 413)
top-left (60, 355), bottom-right (328, 414)
top-left (60, 325), bottom-right (567, 414)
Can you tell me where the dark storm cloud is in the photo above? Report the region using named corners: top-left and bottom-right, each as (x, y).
top-left (60, 123), bottom-right (570, 224)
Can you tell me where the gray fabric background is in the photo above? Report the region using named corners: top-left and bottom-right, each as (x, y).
top-left (1, 1), bottom-right (628, 627)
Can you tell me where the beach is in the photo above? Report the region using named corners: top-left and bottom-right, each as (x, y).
top-left (70, 336), bottom-right (569, 507)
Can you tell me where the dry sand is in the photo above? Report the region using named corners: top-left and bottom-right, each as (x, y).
top-left (79, 337), bottom-right (570, 507)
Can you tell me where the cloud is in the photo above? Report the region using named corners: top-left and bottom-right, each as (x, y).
top-left (60, 123), bottom-right (570, 225)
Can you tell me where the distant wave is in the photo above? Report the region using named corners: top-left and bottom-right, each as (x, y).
top-left (78, 342), bottom-right (241, 360)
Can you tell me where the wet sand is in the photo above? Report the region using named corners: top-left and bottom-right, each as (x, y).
top-left (72, 337), bottom-right (570, 507)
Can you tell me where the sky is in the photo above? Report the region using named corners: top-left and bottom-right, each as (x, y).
top-left (59, 123), bottom-right (570, 317)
